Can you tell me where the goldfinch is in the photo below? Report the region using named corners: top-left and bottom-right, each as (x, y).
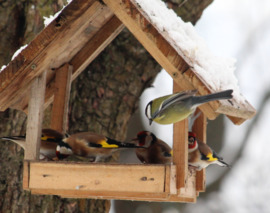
top-left (56, 132), bottom-right (143, 162)
top-left (145, 89), bottom-right (233, 125)
top-left (0, 128), bottom-right (65, 160)
top-left (132, 131), bottom-right (172, 164)
top-left (188, 132), bottom-right (231, 170)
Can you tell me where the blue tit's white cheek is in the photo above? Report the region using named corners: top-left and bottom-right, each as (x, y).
top-left (146, 103), bottom-right (152, 119)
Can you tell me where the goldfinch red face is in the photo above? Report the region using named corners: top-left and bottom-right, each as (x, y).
top-left (133, 131), bottom-right (152, 147)
top-left (137, 131), bottom-right (148, 146)
top-left (188, 132), bottom-right (197, 151)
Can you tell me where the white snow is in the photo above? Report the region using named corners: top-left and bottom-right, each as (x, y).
top-left (0, 65), bottom-right (6, 72)
top-left (5, 1), bottom-right (74, 71)
top-left (11, 44), bottom-right (28, 61)
top-left (43, 11), bottom-right (62, 27)
top-left (43, 0), bottom-right (73, 27)
top-left (134, 0), bottom-right (245, 102)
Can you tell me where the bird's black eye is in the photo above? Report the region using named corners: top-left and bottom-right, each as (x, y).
top-left (188, 137), bottom-right (194, 144)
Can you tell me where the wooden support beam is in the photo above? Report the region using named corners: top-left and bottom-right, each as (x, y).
top-left (70, 15), bottom-right (124, 80)
top-left (173, 82), bottom-right (188, 189)
top-left (51, 64), bottom-right (72, 133)
top-left (23, 161), bottom-right (30, 190)
top-left (191, 109), bottom-right (207, 192)
top-left (24, 71), bottom-right (47, 160)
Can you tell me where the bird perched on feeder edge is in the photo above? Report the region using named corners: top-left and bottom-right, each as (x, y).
top-left (56, 131), bottom-right (144, 162)
top-left (188, 132), bottom-right (231, 171)
top-left (145, 89), bottom-right (233, 125)
top-left (0, 128), bottom-right (65, 160)
top-left (132, 131), bottom-right (172, 164)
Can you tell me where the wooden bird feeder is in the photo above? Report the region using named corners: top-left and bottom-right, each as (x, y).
top-left (0, 0), bottom-right (256, 203)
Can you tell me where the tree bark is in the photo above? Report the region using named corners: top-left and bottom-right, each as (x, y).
top-left (0, 0), bottom-right (213, 212)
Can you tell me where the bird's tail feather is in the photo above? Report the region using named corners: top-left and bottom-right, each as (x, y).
top-left (106, 138), bottom-right (146, 149)
top-left (193, 89), bottom-right (233, 105)
top-left (0, 136), bottom-right (26, 149)
top-left (217, 159), bottom-right (231, 168)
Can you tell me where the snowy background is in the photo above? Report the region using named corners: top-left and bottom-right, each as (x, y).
top-left (113, 0), bottom-right (270, 212)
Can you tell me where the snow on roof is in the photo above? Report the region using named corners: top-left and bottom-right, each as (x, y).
top-left (0, 44), bottom-right (28, 73)
top-left (43, 0), bottom-right (73, 27)
top-left (1, 1), bottom-right (74, 73)
top-left (134, 0), bottom-right (245, 103)
top-left (11, 44), bottom-right (28, 60)
top-left (0, 65), bottom-right (6, 72)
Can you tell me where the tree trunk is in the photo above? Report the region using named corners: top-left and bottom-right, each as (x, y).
top-left (0, 0), bottom-right (213, 212)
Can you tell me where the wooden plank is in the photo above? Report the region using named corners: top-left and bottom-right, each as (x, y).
top-left (102, 0), bottom-right (256, 124)
top-left (27, 162), bottom-right (197, 202)
top-left (173, 120), bottom-right (188, 189)
top-left (29, 162), bottom-right (166, 193)
top-left (166, 169), bottom-right (196, 202)
top-left (167, 196), bottom-right (196, 203)
top-left (31, 189), bottom-right (168, 201)
top-left (31, 188), bottom-right (196, 202)
top-left (50, 64), bottom-right (73, 133)
top-left (9, 15), bottom-right (124, 113)
top-left (227, 115), bottom-right (247, 125)
top-left (70, 15), bottom-right (125, 80)
top-left (169, 165), bottom-right (177, 195)
top-left (0, 0), bottom-right (114, 111)
top-left (173, 82), bottom-right (188, 189)
top-left (24, 71), bottom-right (47, 160)
top-left (191, 109), bottom-right (206, 192)
top-left (178, 169), bottom-right (196, 199)
top-left (23, 161), bottom-right (30, 190)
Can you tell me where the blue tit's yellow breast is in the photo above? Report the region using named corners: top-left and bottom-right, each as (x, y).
top-left (153, 107), bottom-right (193, 125)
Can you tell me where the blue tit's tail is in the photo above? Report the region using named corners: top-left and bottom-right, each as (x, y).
top-left (192, 89), bottom-right (233, 106)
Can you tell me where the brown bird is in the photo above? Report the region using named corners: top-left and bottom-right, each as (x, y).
top-left (132, 131), bottom-right (172, 164)
top-left (188, 132), bottom-right (231, 170)
top-left (0, 128), bottom-right (64, 160)
top-left (56, 132), bottom-right (143, 162)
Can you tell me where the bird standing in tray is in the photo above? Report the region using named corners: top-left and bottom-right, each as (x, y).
top-left (132, 131), bottom-right (172, 164)
top-left (56, 132), bottom-right (143, 162)
top-left (145, 89), bottom-right (233, 125)
top-left (0, 128), bottom-right (64, 160)
top-left (188, 132), bottom-right (231, 171)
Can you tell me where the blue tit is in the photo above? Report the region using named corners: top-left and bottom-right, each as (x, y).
top-left (188, 132), bottom-right (231, 171)
top-left (145, 89), bottom-right (233, 125)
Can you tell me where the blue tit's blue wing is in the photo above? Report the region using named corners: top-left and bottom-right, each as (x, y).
top-left (152, 90), bottom-right (197, 119)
